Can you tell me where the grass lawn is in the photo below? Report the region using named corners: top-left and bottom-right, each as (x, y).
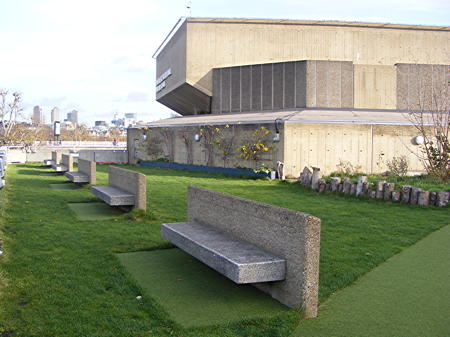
top-left (0, 163), bottom-right (448, 337)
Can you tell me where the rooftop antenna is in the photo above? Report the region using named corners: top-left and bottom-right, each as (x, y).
top-left (185, 0), bottom-right (192, 17)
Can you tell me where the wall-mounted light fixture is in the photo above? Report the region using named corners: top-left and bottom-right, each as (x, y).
top-left (194, 134), bottom-right (201, 142)
top-left (412, 135), bottom-right (424, 145)
top-left (272, 118), bottom-right (282, 142)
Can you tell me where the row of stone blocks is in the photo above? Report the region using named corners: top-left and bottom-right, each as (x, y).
top-left (299, 167), bottom-right (449, 207)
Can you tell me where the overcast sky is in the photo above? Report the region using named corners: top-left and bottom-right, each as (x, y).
top-left (1, 0), bottom-right (449, 126)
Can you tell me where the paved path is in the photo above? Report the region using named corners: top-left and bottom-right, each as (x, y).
top-left (293, 225), bottom-right (450, 337)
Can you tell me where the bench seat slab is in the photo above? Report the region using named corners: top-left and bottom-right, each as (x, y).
top-left (161, 221), bottom-right (286, 284)
top-left (65, 171), bottom-right (89, 183)
top-left (51, 164), bottom-right (68, 172)
top-left (43, 159), bottom-right (53, 166)
top-left (91, 185), bottom-right (135, 206)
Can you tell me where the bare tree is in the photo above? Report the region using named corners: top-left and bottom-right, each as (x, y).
top-left (0, 90), bottom-right (24, 145)
top-left (407, 77), bottom-right (449, 181)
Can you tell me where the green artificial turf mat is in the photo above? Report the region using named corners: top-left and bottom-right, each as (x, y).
top-left (40, 172), bottom-right (60, 176)
top-left (117, 248), bottom-right (289, 328)
top-left (49, 183), bottom-right (81, 190)
top-left (67, 202), bottom-right (123, 220)
top-left (292, 225), bottom-right (450, 337)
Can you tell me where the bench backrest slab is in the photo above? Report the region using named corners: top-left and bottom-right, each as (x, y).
top-left (78, 159), bottom-right (96, 184)
top-left (51, 151), bottom-right (61, 164)
top-left (61, 154), bottom-right (73, 172)
top-left (109, 166), bottom-right (146, 210)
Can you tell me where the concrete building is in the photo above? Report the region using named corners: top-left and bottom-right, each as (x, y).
top-left (51, 107), bottom-right (60, 124)
top-left (32, 106), bottom-right (44, 125)
top-left (67, 110), bottom-right (78, 124)
top-left (130, 18), bottom-right (450, 176)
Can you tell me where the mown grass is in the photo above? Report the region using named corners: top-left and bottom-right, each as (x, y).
top-left (0, 163), bottom-right (448, 337)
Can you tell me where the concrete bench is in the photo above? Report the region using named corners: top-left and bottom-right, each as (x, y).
top-left (91, 166), bottom-right (146, 210)
top-left (65, 159), bottom-right (96, 184)
top-left (161, 186), bottom-right (321, 318)
top-left (52, 153), bottom-right (73, 173)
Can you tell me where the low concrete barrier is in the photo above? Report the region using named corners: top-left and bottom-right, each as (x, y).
top-left (79, 150), bottom-right (128, 164)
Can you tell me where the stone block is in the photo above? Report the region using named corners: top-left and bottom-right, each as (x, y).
top-left (161, 221), bottom-right (286, 284)
top-left (410, 187), bottom-right (421, 205)
top-left (401, 185), bottom-right (411, 203)
top-left (368, 190), bottom-right (377, 198)
top-left (318, 179), bottom-right (326, 193)
top-left (376, 181), bottom-right (386, 199)
top-left (429, 192), bottom-right (437, 206)
top-left (436, 191), bottom-right (449, 208)
top-left (311, 167), bottom-right (321, 190)
top-left (343, 179), bottom-right (352, 194)
top-left (391, 190), bottom-right (401, 202)
top-left (330, 177), bottom-right (341, 192)
top-left (417, 190), bottom-right (430, 206)
top-left (362, 182), bottom-right (369, 196)
top-left (383, 183), bottom-right (395, 200)
top-left (356, 176), bottom-right (367, 196)
top-left (350, 183), bottom-right (357, 195)
top-left (300, 167), bottom-right (312, 187)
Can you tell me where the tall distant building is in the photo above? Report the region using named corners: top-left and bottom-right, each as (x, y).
top-left (124, 113), bottom-right (137, 119)
top-left (67, 110), bottom-right (78, 124)
top-left (51, 107), bottom-right (60, 123)
top-left (32, 106), bottom-right (44, 125)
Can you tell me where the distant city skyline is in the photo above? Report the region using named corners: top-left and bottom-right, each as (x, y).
top-left (1, 0), bottom-right (449, 125)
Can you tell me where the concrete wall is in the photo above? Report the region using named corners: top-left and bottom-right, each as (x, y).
top-left (212, 60), bottom-right (353, 113)
top-left (79, 150), bottom-right (128, 164)
top-left (283, 123), bottom-right (426, 176)
top-left (187, 186), bottom-right (321, 316)
top-left (78, 159), bottom-right (96, 185)
top-left (396, 64), bottom-right (450, 110)
top-left (155, 22), bottom-right (211, 115)
top-left (108, 166), bottom-right (146, 210)
top-left (128, 124), bottom-right (284, 170)
top-left (156, 18), bottom-right (450, 115)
